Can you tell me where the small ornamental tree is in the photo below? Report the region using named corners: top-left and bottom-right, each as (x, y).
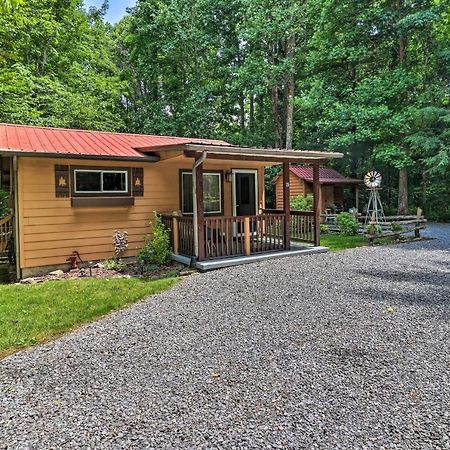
top-left (138, 213), bottom-right (172, 266)
top-left (113, 230), bottom-right (128, 259)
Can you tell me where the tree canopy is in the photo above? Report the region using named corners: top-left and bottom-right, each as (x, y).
top-left (0, 0), bottom-right (449, 219)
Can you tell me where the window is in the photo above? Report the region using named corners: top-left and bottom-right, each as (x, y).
top-left (181, 171), bottom-right (222, 214)
top-left (74, 169), bottom-right (128, 194)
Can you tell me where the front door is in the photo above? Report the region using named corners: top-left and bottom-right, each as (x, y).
top-left (233, 170), bottom-right (257, 217)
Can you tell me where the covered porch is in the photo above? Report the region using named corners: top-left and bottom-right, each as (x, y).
top-left (0, 156), bottom-right (15, 263)
top-left (143, 143), bottom-right (343, 269)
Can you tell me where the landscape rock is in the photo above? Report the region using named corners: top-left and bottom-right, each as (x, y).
top-left (49, 270), bottom-right (65, 276)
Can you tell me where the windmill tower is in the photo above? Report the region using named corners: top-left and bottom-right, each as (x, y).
top-left (364, 171), bottom-right (386, 226)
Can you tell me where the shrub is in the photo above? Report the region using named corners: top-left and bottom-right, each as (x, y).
top-left (365, 223), bottom-right (383, 235)
top-left (390, 222), bottom-right (403, 233)
top-left (103, 259), bottom-right (127, 272)
top-left (0, 189), bottom-right (9, 219)
top-left (320, 223), bottom-right (330, 234)
top-left (138, 213), bottom-right (172, 266)
top-left (336, 212), bottom-right (359, 236)
top-left (290, 194), bottom-right (313, 211)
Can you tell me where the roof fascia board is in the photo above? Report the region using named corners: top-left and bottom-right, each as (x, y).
top-left (0, 149), bottom-right (160, 163)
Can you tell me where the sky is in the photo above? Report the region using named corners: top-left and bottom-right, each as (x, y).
top-left (83, 0), bottom-right (136, 24)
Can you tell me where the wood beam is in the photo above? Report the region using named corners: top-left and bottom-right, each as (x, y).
top-left (313, 162), bottom-right (321, 246)
top-left (283, 162), bottom-right (291, 250)
top-left (195, 156), bottom-right (205, 260)
top-left (184, 150), bottom-right (326, 164)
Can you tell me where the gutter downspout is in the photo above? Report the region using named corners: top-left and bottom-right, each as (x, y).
top-left (13, 156), bottom-right (21, 280)
top-left (192, 151), bottom-right (207, 260)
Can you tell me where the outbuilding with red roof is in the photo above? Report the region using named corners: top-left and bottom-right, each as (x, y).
top-left (274, 165), bottom-right (362, 215)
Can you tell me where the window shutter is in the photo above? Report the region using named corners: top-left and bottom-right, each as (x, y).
top-left (55, 165), bottom-right (70, 198)
top-left (132, 168), bottom-right (144, 196)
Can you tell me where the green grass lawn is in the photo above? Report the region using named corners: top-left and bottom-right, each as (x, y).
top-left (0, 277), bottom-right (178, 357)
top-left (320, 234), bottom-right (367, 251)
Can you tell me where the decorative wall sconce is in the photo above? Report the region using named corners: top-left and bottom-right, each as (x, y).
top-left (225, 170), bottom-right (233, 183)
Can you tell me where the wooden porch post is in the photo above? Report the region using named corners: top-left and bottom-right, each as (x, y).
top-left (195, 155), bottom-right (205, 260)
top-left (282, 162), bottom-right (291, 250)
top-left (313, 162), bottom-right (321, 246)
top-left (172, 216), bottom-right (179, 255)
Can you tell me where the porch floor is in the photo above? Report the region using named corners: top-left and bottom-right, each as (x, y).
top-left (173, 243), bottom-right (328, 271)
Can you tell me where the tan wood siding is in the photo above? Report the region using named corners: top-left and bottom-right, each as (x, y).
top-left (18, 156), bottom-right (265, 270)
top-left (275, 173), bottom-right (305, 209)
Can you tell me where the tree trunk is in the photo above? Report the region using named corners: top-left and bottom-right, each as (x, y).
top-left (285, 35), bottom-right (295, 150)
top-left (239, 93), bottom-right (245, 131)
top-left (397, 0), bottom-right (409, 215)
top-left (249, 94), bottom-right (255, 131)
top-left (398, 166), bottom-right (408, 214)
top-left (268, 46), bottom-right (283, 148)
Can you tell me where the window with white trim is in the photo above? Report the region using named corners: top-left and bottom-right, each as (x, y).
top-left (74, 169), bottom-right (128, 194)
top-left (181, 171), bottom-right (222, 214)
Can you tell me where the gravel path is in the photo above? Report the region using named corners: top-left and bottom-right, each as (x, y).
top-left (1, 224), bottom-right (449, 449)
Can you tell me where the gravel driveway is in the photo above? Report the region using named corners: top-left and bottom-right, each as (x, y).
top-left (1, 224), bottom-right (449, 449)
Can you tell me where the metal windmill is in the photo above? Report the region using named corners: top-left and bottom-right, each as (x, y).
top-left (364, 170), bottom-right (386, 226)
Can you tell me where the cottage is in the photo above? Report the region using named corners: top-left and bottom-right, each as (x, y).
top-left (0, 124), bottom-right (343, 277)
top-left (274, 166), bottom-right (362, 215)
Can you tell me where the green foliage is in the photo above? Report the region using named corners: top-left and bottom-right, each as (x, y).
top-left (365, 223), bottom-right (383, 235)
top-left (319, 223), bottom-right (329, 234)
top-left (390, 222), bottom-right (403, 233)
top-left (1, 0), bottom-right (449, 220)
top-left (290, 194), bottom-right (313, 211)
top-left (138, 214), bottom-right (172, 266)
top-left (0, 277), bottom-right (178, 356)
top-left (0, 189), bottom-right (9, 219)
top-left (103, 259), bottom-right (127, 272)
top-left (0, 0), bottom-right (125, 130)
top-left (336, 212), bottom-right (359, 236)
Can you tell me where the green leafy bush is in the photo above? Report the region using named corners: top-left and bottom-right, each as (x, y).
top-left (320, 223), bottom-right (330, 234)
top-left (290, 194), bottom-right (313, 211)
top-left (138, 214), bottom-right (172, 266)
top-left (365, 223), bottom-right (383, 235)
top-left (103, 259), bottom-right (127, 272)
top-left (336, 212), bottom-right (359, 236)
top-left (0, 190), bottom-right (9, 219)
top-left (390, 222), bottom-right (403, 233)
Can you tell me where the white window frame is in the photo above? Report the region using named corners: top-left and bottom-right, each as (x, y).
top-left (74, 169), bottom-right (129, 194)
top-left (181, 171), bottom-right (222, 215)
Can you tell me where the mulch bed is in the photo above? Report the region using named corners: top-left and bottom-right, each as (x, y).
top-left (20, 262), bottom-right (193, 284)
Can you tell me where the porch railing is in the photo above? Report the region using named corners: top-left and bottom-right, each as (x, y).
top-left (204, 213), bottom-right (285, 259)
top-left (0, 214), bottom-right (13, 256)
top-left (161, 214), bottom-right (195, 257)
top-left (161, 210), bottom-right (315, 261)
top-left (263, 209), bottom-right (315, 243)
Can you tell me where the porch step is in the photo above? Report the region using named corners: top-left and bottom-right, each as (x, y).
top-left (194, 246), bottom-right (328, 271)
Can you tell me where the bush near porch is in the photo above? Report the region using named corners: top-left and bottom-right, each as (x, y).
top-left (0, 277), bottom-right (178, 357)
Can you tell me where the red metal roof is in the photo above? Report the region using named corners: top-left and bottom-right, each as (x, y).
top-left (0, 123), bottom-right (229, 159)
top-left (289, 165), bottom-right (362, 184)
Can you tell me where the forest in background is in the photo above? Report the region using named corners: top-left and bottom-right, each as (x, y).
top-left (1, 0), bottom-right (449, 220)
